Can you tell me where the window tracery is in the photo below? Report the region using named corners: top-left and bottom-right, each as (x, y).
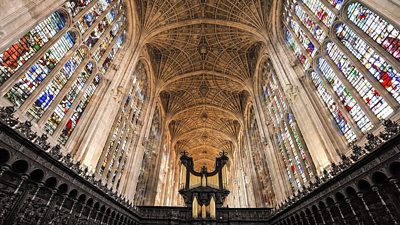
top-left (283, 0), bottom-right (400, 143)
top-left (66, 0), bottom-right (93, 17)
top-left (75, 0), bottom-right (114, 34)
top-left (247, 106), bottom-right (275, 206)
top-left (0, 0), bottom-right (127, 146)
top-left (317, 58), bottom-right (373, 132)
top-left (260, 59), bottom-right (315, 191)
top-left (0, 12), bottom-right (67, 86)
top-left (97, 62), bottom-right (148, 186)
top-left (347, 2), bottom-right (400, 61)
top-left (5, 31), bottom-right (77, 108)
top-left (310, 70), bottom-right (357, 141)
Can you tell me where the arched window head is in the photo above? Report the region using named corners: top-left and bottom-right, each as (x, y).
top-left (5, 31), bottom-right (77, 108)
top-left (259, 58), bottom-right (315, 191)
top-left (347, 2), bottom-right (400, 61)
top-left (96, 61), bottom-right (149, 185)
top-left (0, 11), bottom-right (67, 86)
top-left (334, 22), bottom-right (400, 104)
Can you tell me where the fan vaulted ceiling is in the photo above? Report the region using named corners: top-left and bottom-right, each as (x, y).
top-left (136, 0), bottom-right (270, 169)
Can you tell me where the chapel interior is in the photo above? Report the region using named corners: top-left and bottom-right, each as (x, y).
top-left (0, 0), bottom-right (400, 224)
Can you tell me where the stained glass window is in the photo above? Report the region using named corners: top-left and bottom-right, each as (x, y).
top-left (93, 16), bottom-right (124, 61)
top-left (261, 60), bottom-right (314, 190)
top-left (310, 71), bottom-right (357, 142)
top-left (97, 62), bottom-right (147, 181)
top-left (58, 74), bottom-right (101, 145)
top-left (85, 7), bottom-right (118, 49)
top-left (27, 47), bottom-right (87, 121)
top-left (5, 31), bottom-right (77, 108)
top-left (284, 28), bottom-right (310, 69)
top-left (0, 12), bottom-right (66, 86)
top-left (326, 42), bottom-right (393, 119)
top-left (0, 0), bottom-right (127, 148)
top-left (75, 0), bottom-right (113, 34)
top-left (44, 62), bottom-right (95, 135)
top-left (288, 17), bottom-right (318, 57)
top-left (294, 5), bottom-right (327, 43)
top-left (301, 0), bottom-right (336, 26)
top-left (326, 0), bottom-right (344, 10)
top-left (347, 2), bottom-right (400, 61)
top-left (318, 58), bottom-right (373, 132)
top-left (65, 0), bottom-right (93, 17)
top-left (335, 23), bottom-right (400, 103)
top-left (101, 31), bottom-right (125, 73)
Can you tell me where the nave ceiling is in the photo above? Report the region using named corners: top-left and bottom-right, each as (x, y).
top-left (135, 0), bottom-right (271, 169)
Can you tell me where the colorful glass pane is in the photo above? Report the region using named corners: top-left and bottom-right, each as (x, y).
top-left (347, 2), bottom-right (400, 61)
top-left (262, 64), bottom-right (313, 188)
top-left (65, 0), bottom-right (93, 17)
top-left (288, 17), bottom-right (318, 57)
top-left (301, 0), bottom-right (336, 26)
top-left (27, 47), bottom-right (86, 121)
top-left (294, 5), bottom-right (326, 43)
top-left (85, 7), bottom-right (118, 49)
top-left (326, 42), bottom-right (393, 119)
top-left (310, 71), bottom-right (356, 142)
top-left (284, 28), bottom-right (310, 69)
top-left (58, 74), bottom-right (101, 145)
top-left (44, 62), bottom-right (95, 135)
top-left (75, 0), bottom-right (113, 34)
top-left (335, 23), bottom-right (400, 103)
top-left (0, 12), bottom-right (66, 86)
top-left (5, 32), bottom-right (76, 108)
top-left (93, 16), bottom-right (124, 61)
top-left (326, 0), bottom-right (344, 10)
top-left (101, 31), bottom-right (125, 73)
top-left (318, 58), bottom-right (373, 132)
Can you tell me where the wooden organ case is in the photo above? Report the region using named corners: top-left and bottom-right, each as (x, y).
top-left (178, 151), bottom-right (230, 220)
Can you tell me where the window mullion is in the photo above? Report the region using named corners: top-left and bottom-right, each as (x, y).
top-left (296, 2), bottom-right (330, 34)
top-left (36, 58), bottom-right (92, 127)
top-left (70, 0), bottom-right (98, 23)
top-left (95, 113), bottom-right (123, 176)
top-left (283, 23), bottom-right (313, 63)
top-left (101, 91), bottom-right (138, 181)
top-left (102, 119), bottom-right (127, 182)
top-left (314, 67), bottom-right (364, 138)
top-left (277, 108), bottom-right (305, 187)
top-left (320, 0), bottom-right (340, 15)
top-left (275, 90), bottom-right (311, 182)
top-left (113, 157), bottom-right (127, 190)
top-left (302, 74), bottom-right (349, 146)
top-left (65, 78), bottom-right (105, 146)
top-left (0, 24), bottom-right (70, 95)
top-left (107, 96), bottom-right (140, 186)
top-left (290, 10), bottom-right (321, 51)
top-left (114, 125), bottom-right (139, 191)
top-left (18, 41), bottom-right (83, 113)
top-left (340, 17), bottom-right (400, 73)
top-left (272, 126), bottom-right (296, 193)
top-left (321, 54), bottom-right (381, 125)
top-left (90, 13), bottom-right (123, 53)
top-left (329, 35), bottom-right (400, 110)
top-left (264, 74), bottom-right (301, 190)
top-left (50, 71), bottom-right (100, 138)
top-left (80, 1), bottom-right (119, 41)
top-left (107, 132), bottom-right (128, 186)
top-left (275, 79), bottom-right (317, 176)
top-left (97, 29), bottom-right (124, 67)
